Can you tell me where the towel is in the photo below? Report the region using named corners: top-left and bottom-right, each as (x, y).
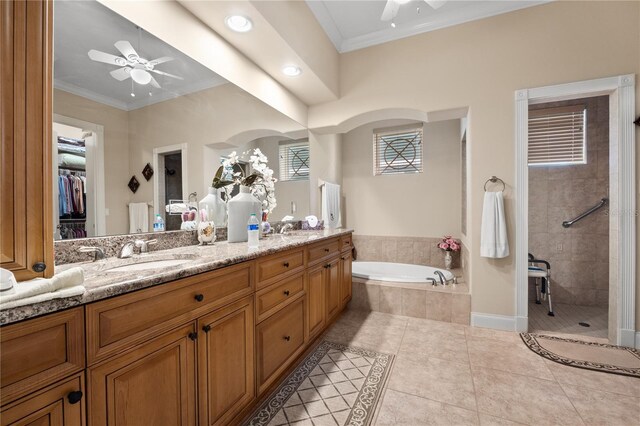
top-left (321, 182), bottom-right (342, 229)
top-left (480, 191), bottom-right (509, 258)
top-left (165, 203), bottom-right (189, 214)
top-left (0, 267), bottom-right (85, 310)
top-left (129, 203), bottom-right (149, 233)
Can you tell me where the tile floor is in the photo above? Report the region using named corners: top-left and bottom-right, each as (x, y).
top-left (320, 308), bottom-right (640, 426)
top-left (528, 302), bottom-right (608, 339)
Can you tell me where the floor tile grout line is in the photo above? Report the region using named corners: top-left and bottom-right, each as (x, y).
top-left (385, 388), bottom-right (480, 416)
top-left (547, 363), bottom-right (588, 426)
top-left (464, 326), bottom-right (481, 419)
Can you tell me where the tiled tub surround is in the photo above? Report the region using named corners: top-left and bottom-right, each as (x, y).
top-left (1, 228), bottom-right (350, 325)
top-left (528, 96), bottom-right (609, 307)
top-left (352, 235), bottom-right (462, 270)
top-left (350, 276), bottom-right (471, 325)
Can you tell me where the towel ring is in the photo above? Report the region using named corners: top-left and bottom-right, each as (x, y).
top-left (484, 176), bottom-right (505, 192)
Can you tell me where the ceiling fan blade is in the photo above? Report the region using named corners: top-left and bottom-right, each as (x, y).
top-left (381, 0), bottom-right (399, 21)
top-left (149, 69), bottom-right (184, 80)
top-left (424, 0), bottom-right (447, 10)
top-left (109, 67), bottom-right (131, 81)
top-left (114, 40), bottom-right (139, 60)
top-left (88, 49), bottom-right (125, 66)
top-left (149, 75), bottom-right (161, 89)
top-left (148, 56), bottom-right (174, 66)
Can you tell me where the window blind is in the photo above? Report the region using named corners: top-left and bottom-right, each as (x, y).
top-left (373, 124), bottom-right (423, 175)
top-left (279, 141), bottom-right (309, 181)
top-left (528, 105), bottom-right (586, 166)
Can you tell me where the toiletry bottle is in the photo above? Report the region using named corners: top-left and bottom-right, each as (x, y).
top-left (153, 214), bottom-right (165, 232)
top-left (247, 214), bottom-right (259, 248)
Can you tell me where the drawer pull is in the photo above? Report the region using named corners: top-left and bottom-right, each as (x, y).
top-left (283, 262), bottom-right (290, 268)
top-left (324, 264), bottom-right (331, 269)
top-left (202, 325), bottom-right (212, 333)
top-left (283, 290), bottom-right (290, 296)
top-left (341, 257), bottom-right (346, 260)
top-left (283, 335), bottom-right (291, 341)
top-left (194, 294), bottom-right (204, 302)
top-left (67, 390), bottom-right (83, 404)
top-left (324, 248), bottom-right (330, 252)
top-left (188, 332), bottom-right (198, 341)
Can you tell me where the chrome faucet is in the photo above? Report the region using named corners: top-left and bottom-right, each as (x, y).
top-left (426, 277), bottom-right (437, 286)
top-left (78, 246), bottom-right (106, 261)
top-left (118, 241), bottom-right (136, 259)
top-left (135, 239), bottom-right (157, 253)
top-left (279, 223), bottom-right (295, 235)
top-left (434, 270), bottom-right (446, 286)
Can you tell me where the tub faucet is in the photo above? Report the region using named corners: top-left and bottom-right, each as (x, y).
top-left (426, 277), bottom-right (437, 286)
top-left (434, 270), bottom-right (446, 286)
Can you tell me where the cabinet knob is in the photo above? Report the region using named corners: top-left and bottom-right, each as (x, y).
top-left (324, 248), bottom-right (330, 252)
top-left (194, 294), bottom-right (204, 302)
top-left (283, 335), bottom-right (291, 341)
top-left (33, 262), bottom-right (46, 273)
top-left (202, 325), bottom-right (211, 333)
top-left (67, 390), bottom-right (83, 404)
top-left (283, 262), bottom-right (290, 268)
top-left (188, 332), bottom-right (198, 341)
top-left (341, 257), bottom-right (346, 260)
top-left (283, 290), bottom-right (290, 296)
top-left (324, 264), bottom-right (331, 269)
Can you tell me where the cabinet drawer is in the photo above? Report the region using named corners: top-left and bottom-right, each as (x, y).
top-left (256, 273), bottom-right (304, 322)
top-left (0, 307), bottom-right (84, 405)
top-left (256, 298), bottom-right (305, 394)
top-left (307, 238), bottom-right (340, 265)
top-left (340, 234), bottom-right (352, 252)
top-left (86, 262), bottom-right (253, 365)
top-left (256, 249), bottom-right (304, 288)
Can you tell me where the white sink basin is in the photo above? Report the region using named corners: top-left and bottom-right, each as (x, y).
top-left (105, 259), bottom-right (192, 272)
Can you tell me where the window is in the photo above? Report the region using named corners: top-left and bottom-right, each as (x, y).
top-left (528, 105), bottom-right (586, 166)
top-left (279, 140), bottom-right (309, 181)
top-left (373, 125), bottom-right (423, 175)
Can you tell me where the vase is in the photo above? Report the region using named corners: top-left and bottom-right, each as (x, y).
top-left (199, 187), bottom-right (227, 227)
top-left (197, 221), bottom-right (216, 245)
top-left (227, 185), bottom-right (262, 242)
top-left (444, 251), bottom-right (453, 270)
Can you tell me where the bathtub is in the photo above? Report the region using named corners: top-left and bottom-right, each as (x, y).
top-left (352, 261), bottom-right (455, 284)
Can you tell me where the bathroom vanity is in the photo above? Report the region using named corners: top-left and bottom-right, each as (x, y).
top-left (0, 230), bottom-right (353, 425)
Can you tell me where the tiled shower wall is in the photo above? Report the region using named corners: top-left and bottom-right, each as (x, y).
top-left (352, 235), bottom-right (463, 271)
top-left (528, 96), bottom-right (609, 307)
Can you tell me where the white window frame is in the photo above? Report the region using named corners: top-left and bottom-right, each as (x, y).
top-left (279, 140), bottom-right (310, 182)
top-left (373, 124), bottom-right (424, 176)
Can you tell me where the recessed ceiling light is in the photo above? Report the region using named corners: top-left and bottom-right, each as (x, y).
top-left (225, 15), bottom-right (252, 32)
top-left (282, 65), bottom-right (302, 77)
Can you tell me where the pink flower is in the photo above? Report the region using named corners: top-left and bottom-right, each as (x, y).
top-left (438, 242), bottom-right (449, 250)
top-left (450, 242), bottom-right (460, 251)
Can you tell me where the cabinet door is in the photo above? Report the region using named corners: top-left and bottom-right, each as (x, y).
top-left (1, 0), bottom-right (54, 280)
top-left (0, 373), bottom-right (85, 426)
top-left (197, 296), bottom-right (254, 426)
top-left (88, 324), bottom-right (196, 426)
top-left (306, 264), bottom-right (326, 341)
top-left (326, 257), bottom-right (341, 321)
top-left (340, 253), bottom-right (353, 307)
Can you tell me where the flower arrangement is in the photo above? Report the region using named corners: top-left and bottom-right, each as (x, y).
top-left (212, 148), bottom-right (277, 214)
top-left (438, 236), bottom-right (460, 252)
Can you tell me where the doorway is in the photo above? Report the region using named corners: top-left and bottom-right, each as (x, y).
top-left (515, 75), bottom-right (636, 347)
top-left (152, 143), bottom-right (188, 229)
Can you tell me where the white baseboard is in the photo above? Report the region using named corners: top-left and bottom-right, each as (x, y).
top-left (619, 329), bottom-right (636, 348)
top-left (470, 312), bottom-right (517, 332)
top-left (635, 332), bottom-right (640, 349)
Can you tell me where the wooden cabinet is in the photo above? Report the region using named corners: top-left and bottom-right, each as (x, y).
top-left (256, 249), bottom-right (304, 288)
top-left (0, 307), bottom-right (84, 406)
top-left (325, 257), bottom-right (341, 321)
top-left (1, 373), bottom-right (85, 426)
top-left (255, 273), bottom-right (304, 322)
top-left (307, 239), bottom-right (340, 266)
top-left (88, 323), bottom-right (196, 426)
top-left (197, 297), bottom-right (255, 426)
top-left (306, 263), bottom-right (326, 341)
top-left (256, 297), bottom-right (305, 395)
top-left (340, 252), bottom-right (353, 307)
top-left (1, 0), bottom-right (54, 280)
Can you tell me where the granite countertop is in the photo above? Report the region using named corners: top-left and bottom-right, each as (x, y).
top-left (1, 229), bottom-right (353, 325)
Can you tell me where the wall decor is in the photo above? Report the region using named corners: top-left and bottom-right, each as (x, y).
top-left (142, 163), bottom-right (154, 181)
top-left (128, 176), bottom-right (140, 193)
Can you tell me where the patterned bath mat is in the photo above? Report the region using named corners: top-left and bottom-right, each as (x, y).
top-left (521, 333), bottom-right (640, 378)
top-left (244, 340), bottom-right (395, 426)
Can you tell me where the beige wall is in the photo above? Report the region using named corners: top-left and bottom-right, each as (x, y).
top-left (306, 1), bottom-right (640, 323)
top-left (53, 89), bottom-right (131, 235)
top-left (308, 132), bottom-right (343, 218)
top-left (342, 119), bottom-right (461, 237)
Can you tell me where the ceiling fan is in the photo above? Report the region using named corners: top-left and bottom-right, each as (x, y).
top-left (87, 40), bottom-right (183, 89)
top-left (381, 0), bottom-right (448, 22)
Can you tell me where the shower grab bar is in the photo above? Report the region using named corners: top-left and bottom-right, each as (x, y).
top-left (562, 198), bottom-right (608, 228)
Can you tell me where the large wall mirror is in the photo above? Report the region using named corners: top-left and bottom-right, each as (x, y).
top-left (52, 0), bottom-right (309, 240)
